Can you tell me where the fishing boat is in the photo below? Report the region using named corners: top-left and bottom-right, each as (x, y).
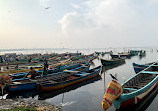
top-left (9, 59), bottom-right (92, 80)
top-left (102, 62), bottom-right (158, 110)
top-left (139, 51), bottom-right (146, 57)
top-left (129, 50), bottom-right (140, 56)
top-left (38, 75), bottom-right (101, 100)
top-left (117, 85), bottom-right (158, 111)
top-left (110, 54), bottom-right (120, 58)
top-left (95, 51), bottom-right (112, 56)
top-left (118, 52), bottom-right (131, 58)
top-left (39, 66), bottom-right (102, 91)
top-left (110, 53), bottom-right (131, 59)
top-left (6, 62), bottom-right (91, 92)
top-left (11, 61), bottom-right (91, 82)
top-left (132, 62), bottom-right (153, 73)
top-left (6, 80), bottom-right (37, 92)
top-left (101, 58), bottom-right (125, 66)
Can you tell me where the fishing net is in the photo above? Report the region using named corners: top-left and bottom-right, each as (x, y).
top-left (102, 80), bottom-right (122, 110)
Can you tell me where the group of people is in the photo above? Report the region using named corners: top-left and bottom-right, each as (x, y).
top-left (0, 60), bottom-right (49, 87)
top-left (24, 60), bottom-right (49, 79)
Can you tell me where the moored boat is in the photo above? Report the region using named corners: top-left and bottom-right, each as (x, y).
top-left (102, 62), bottom-right (158, 110)
top-left (110, 54), bottom-right (120, 58)
top-left (132, 62), bottom-right (153, 73)
top-left (6, 62), bottom-right (91, 92)
top-left (118, 52), bottom-right (131, 58)
top-left (39, 66), bottom-right (102, 91)
top-left (139, 51), bottom-right (146, 57)
top-left (101, 58), bottom-right (125, 66)
top-left (11, 61), bottom-right (91, 82)
top-left (129, 50), bottom-right (141, 56)
top-left (6, 80), bottom-right (37, 92)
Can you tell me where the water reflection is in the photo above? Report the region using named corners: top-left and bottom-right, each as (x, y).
top-left (38, 75), bottom-right (101, 100)
top-left (5, 51), bottom-right (158, 111)
top-left (116, 86), bottom-right (158, 111)
top-left (139, 54), bottom-right (146, 59)
top-left (6, 90), bottom-right (38, 99)
top-left (101, 60), bottom-right (126, 73)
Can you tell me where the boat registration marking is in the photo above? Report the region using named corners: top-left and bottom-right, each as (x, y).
top-left (11, 86), bottom-right (17, 88)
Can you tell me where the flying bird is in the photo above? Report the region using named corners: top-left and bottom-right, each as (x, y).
top-left (110, 74), bottom-right (118, 81)
top-left (8, 10), bottom-right (13, 13)
top-left (45, 7), bottom-right (51, 10)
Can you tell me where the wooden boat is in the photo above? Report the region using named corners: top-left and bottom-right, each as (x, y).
top-left (110, 54), bottom-right (120, 58)
top-left (117, 85), bottom-right (158, 111)
top-left (6, 62), bottom-right (91, 92)
top-left (38, 76), bottom-right (101, 100)
top-left (113, 62), bottom-right (158, 109)
top-left (111, 53), bottom-right (131, 59)
top-left (129, 50), bottom-right (140, 56)
top-left (9, 59), bottom-right (91, 80)
top-left (139, 51), bottom-right (146, 57)
top-left (95, 51), bottom-right (112, 55)
top-left (118, 53), bottom-right (131, 58)
top-left (101, 58), bottom-right (125, 66)
top-left (11, 61), bottom-right (91, 82)
top-left (132, 62), bottom-right (153, 73)
top-left (6, 80), bottom-right (37, 92)
top-left (39, 66), bottom-right (102, 91)
top-left (7, 75), bottom-right (102, 99)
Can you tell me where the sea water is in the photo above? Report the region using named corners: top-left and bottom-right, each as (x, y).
top-left (3, 48), bottom-right (158, 111)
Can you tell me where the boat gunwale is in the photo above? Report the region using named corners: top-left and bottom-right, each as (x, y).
top-left (41, 66), bottom-right (101, 87)
top-left (119, 62), bottom-right (158, 101)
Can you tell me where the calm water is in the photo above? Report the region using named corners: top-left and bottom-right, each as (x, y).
top-left (4, 48), bottom-right (158, 111)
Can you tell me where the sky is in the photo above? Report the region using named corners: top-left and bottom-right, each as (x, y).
top-left (0, 0), bottom-right (158, 49)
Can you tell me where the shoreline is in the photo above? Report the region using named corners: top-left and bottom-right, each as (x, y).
top-left (0, 99), bottom-right (61, 111)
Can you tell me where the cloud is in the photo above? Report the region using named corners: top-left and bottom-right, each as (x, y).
top-left (59, 0), bottom-right (158, 48)
top-left (70, 3), bottom-right (80, 9)
top-left (39, 0), bottom-right (50, 7)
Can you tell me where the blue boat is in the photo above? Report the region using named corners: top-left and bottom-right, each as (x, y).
top-left (132, 62), bottom-right (153, 73)
top-left (102, 62), bottom-right (158, 110)
top-left (10, 61), bottom-right (90, 80)
top-left (11, 61), bottom-right (91, 82)
top-left (6, 62), bottom-right (91, 92)
top-left (40, 66), bottom-right (102, 91)
top-left (7, 81), bottom-right (36, 92)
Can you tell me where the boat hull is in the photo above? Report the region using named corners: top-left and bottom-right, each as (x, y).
top-left (7, 82), bottom-right (36, 92)
top-left (101, 58), bottom-right (125, 66)
top-left (114, 73), bottom-right (158, 109)
top-left (114, 79), bottom-right (158, 109)
top-left (40, 67), bottom-right (101, 91)
top-left (132, 63), bottom-right (150, 73)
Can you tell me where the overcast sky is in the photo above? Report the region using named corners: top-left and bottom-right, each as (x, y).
top-left (0, 0), bottom-right (158, 49)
